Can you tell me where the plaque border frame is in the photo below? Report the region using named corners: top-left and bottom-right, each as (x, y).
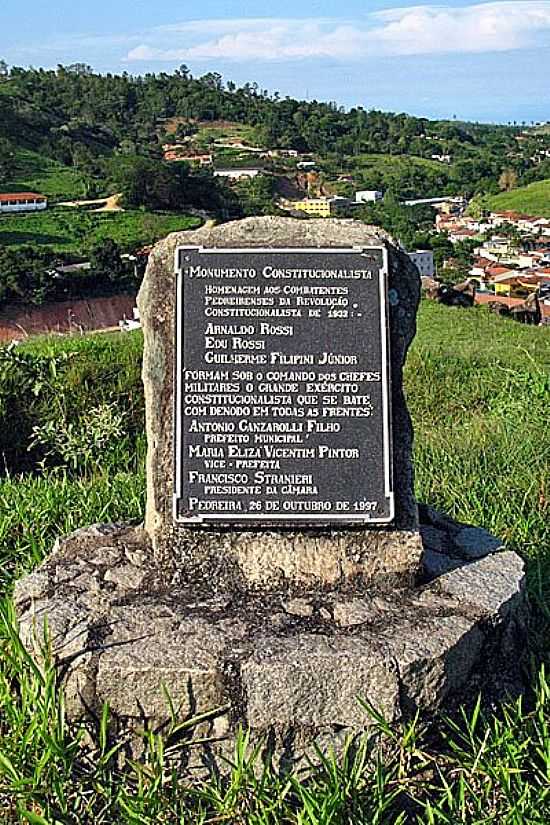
top-left (173, 245), bottom-right (394, 526)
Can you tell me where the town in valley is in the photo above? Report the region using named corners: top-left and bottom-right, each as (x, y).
top-left (1, 61), bottom-right (550, 337)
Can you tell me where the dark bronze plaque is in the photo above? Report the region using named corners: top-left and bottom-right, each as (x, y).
top-left (174, 246), bottom-right (393, 525)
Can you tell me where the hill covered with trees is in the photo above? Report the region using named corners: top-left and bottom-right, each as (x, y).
top-left (2, 63), bottom-right (550, 310)
top-left (2, 63), bottom-right (549, 202)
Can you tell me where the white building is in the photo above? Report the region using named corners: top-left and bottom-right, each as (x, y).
top-left (407, 250), bottom-right (435, 278)
top-left (213, 168), bottom-right (262, 180)
top-left (518, 216), bottom-right (550, 234)
top-left (355, 190), bottom-right (384, 204)
top-left (0, 192), bottom-right (47, 213)
top-left (119, 306), bottom-right (141, 333)
top-left (267, 148), bottom-right (299, 158)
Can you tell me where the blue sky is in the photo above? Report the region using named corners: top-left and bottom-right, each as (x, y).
top-left (2, 1), bottom-right (550, 122)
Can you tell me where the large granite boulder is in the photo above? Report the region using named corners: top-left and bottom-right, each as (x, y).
top-left (138, 217), bottom-right (422, 592)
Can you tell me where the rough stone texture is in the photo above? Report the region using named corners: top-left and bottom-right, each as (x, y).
top-left (14, 517), bottom-right (528, 763)
top-left (381, 616), bottom-right (485, 714)
top-left (433, 552), bottom-right (525, 619)
top-left (284, 598), bottom-right (314, 618)
top-left (241, 635), bottom-right (399, 729)
top-left (137, 217), bottom-right (423, 592)
top-left (95, 612), bottom-right (234, 718)
top-left (334, 597), bottom-right (385, 627)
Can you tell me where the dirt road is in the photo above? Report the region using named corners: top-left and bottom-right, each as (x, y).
top-left (57, 193), bottom-right (123, 212)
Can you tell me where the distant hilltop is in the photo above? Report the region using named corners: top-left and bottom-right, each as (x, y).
top-left (2, 63), bottom-right (549, 204)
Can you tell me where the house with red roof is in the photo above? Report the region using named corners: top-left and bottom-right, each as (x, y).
top-left (448, 227), bottom-right (479, 243)
top-left (0, 192), bottom-right (47, 213)
top-left (163, 146), bottom-right (213, 166)
top-left (486, 265), bottom-right (515, 279)
top-left (518, 216), bottom-right (550, 235)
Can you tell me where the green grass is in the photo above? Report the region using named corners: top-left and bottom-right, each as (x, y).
top-left (0, 330), bottom-right (145, 477)
top-left (0, 79), bottom-right (18, 96)
top-left (0, 149), bottom-right (87, 202)
top-left (213, 146), bottom-right (265, 168)
top-left (0, 302), bottom-right (549, 823)
top-left (1, 621), bottom-right (549, 823)
top-left (487, 178), bottom-right (550, 217)
top-left (321, 152), bottom-right (453, 198)
top-left (352, 153), bottom-right (447, 173)
top-left (407, 302), bottom-right (550, 590)
top-left (0, 302), bottom-right (547, 598)
top-left (0, 207), bottom-right (201, 253)
top-left (0, 464), bottom-right (145, 594)
top-left (195, 120), bottom-right (260, 146)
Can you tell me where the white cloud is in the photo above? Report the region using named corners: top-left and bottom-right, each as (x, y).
top-left (124, 2), bottom-right (550, 63)
top-left (127, 21), bottom-right (367, 62)
top-left (154, 18), bottom-right (308, 35)
top-left (373, 2), bottom-right (550, 54)
top-left (127, 45), bottom-right (160, 61)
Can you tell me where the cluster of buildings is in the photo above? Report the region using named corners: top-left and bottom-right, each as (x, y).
top-left (162, 144), bottom-right (269, 182)
top-left (282, 190), bottom-right (384, 218)
top-left (162, 146), bottom-right (213, 166)
top-left (468, 238), bottom-right (550, 300)
top-left (435, 207), bottom-right (550, 300)
top-left (283, 196), bottom-right (347, 217)
top-left (213, 167), bottom-right (263, 181)
top-left (434, 207), bottom-right (550, 322)
top-left (162, 141), bottom-right (317, 182)
top-left (435, 205), bottom-right (550, 318)
top-left (436, 209), bottom-right (550, 244)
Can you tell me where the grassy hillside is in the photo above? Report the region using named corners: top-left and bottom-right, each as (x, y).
top-left (195, 119), bottom-right (260, 146)
top-left (1, 301), bottom-right (547, 591)
top-left (0, 148), bottom-right (88, 201)
top-left (0, 303), bottom-right (549, 822)
top-left (353, 152), bottom-right (447, 174)
top-left (0, 208), bottom-right (201, 253)
top-left (487, 178), bottom-right (550, 217)
top-left (408, 302), bottom-right (549, 575)
top-left (0, 144), bottom-right (203, 258)
top-left (322, 152), bottom-right (453, 199)
top-left (0, 146), bottom-right (202, 255)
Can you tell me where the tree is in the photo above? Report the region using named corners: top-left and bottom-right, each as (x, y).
top-left (66, 63), bottom-right (93, 76)
top-left (428, 234), bottom-right (455, 270)
top-left (467, 193), bottom-right (490, 219)
top-left (358, 198), bottom-right (436, 250)
top-left (498, 168), bottom-right (518, 192)
top-left (234, 175), bottom-right (277, 216)
top-left (438, 262), bottom-right (470, 286)
top-left (495, 221), bottom-right (522, 246)
top-left (0, 64), bottom-right (524, 214)
top-left (110, 155), bottom-right (189, 211)
top-left (0, 138), bottom-right (15, 183)
top-left (0, 59), bottom-right (8, 81)
top-left (0, 247), bottom-right (57, 306)
top-left (176, 122), bottom-right (197, 139)
top-left (89, 239), bottom-right (125, 283)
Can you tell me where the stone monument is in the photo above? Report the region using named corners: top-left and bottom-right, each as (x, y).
top-left (15, 217), bottom-right (527, 762)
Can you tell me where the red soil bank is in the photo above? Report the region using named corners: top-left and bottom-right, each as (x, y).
top-left (0, 294), bottom-right (137, 342)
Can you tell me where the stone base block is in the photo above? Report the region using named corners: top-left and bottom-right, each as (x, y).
top-left (14, 519), bottom-right (527, 765)
top-left (166, 526), bottom-right (424, 593)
